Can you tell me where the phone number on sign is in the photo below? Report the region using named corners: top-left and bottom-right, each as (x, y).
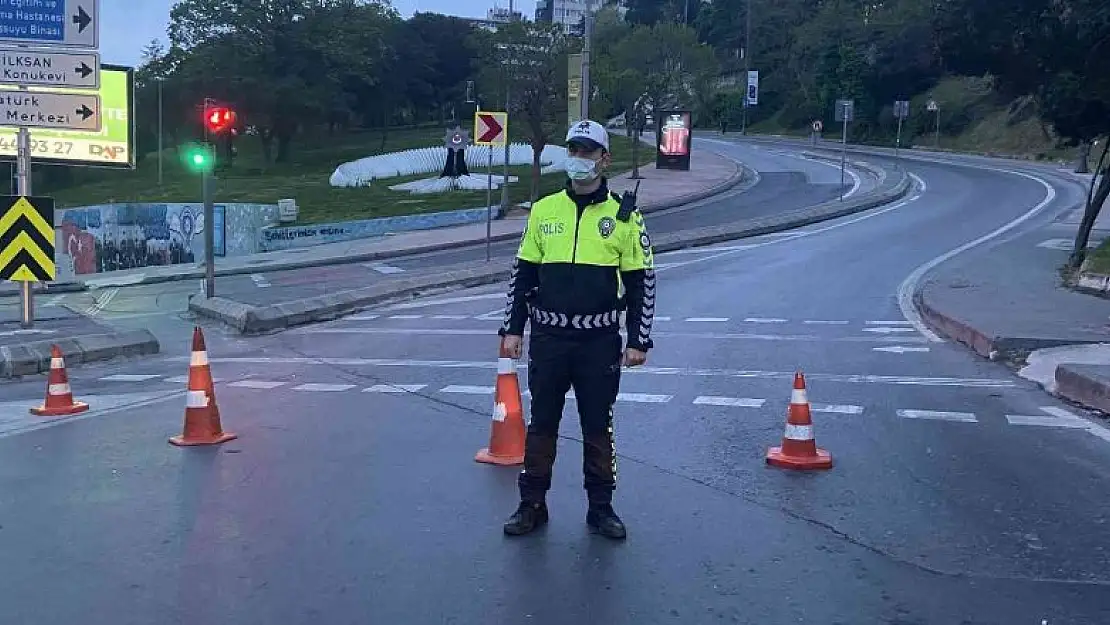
top-left (0, 137), bottom-right (129, 164)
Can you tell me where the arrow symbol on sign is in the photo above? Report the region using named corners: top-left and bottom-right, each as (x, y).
top-left (75, 104), bottom-right (93, 120)
top-left (477, 113), bottom-right (504, 143)
top-left (863, 326), bottom-right (916, 334)
top-left (73, 6), bottom-right (92, 32)
top-left (75, 62), bottom-right (93, 78)
top-left (873, 345), bottom-right (931, 353)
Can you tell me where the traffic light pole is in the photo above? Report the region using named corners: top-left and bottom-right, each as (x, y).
top-left (203, 169), bottom-right (215, 298)
top-left (17, 127), bottom-right (32, 328)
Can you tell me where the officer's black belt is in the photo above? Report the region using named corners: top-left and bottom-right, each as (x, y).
top-left (528, 306), bottom-right (622, 330)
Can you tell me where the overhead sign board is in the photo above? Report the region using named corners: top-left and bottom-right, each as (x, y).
top-left (474, 111), bottom-right (507, 147)
top-left (0, 46), bottom-right (98, 88)
top-left (0, 89), bottom-right (98, 131)
top-left (0, 0), bottom-right (98, 49)
top-left (0, 195), bottom-right (55, 282)
top-left (0, 64), bottom-right (130, 168)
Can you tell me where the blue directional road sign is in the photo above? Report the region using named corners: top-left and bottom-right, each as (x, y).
top-left (0, 0), bottom-right (98, 49)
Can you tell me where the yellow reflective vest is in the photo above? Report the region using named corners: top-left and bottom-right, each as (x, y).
top-left (499, 180), bottom-right (656, 351)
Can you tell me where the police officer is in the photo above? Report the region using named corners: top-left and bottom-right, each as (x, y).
top-left (498, 119), bottom-right (656, 540)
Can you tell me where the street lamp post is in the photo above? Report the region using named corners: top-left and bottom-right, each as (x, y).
top-left (742, 0), bottom-right (752, 135)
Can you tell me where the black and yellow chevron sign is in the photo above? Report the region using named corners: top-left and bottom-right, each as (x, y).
top-left (0, 195), bottom-right (56, 282)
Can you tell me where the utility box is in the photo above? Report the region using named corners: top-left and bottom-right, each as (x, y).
top-left (655, 110), bottom-right (692, 171)
top-left (278, 198), bottom-right (298, 223)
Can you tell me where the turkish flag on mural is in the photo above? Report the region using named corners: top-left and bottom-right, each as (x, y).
top-left (61, 222), bottom-right (97, 275)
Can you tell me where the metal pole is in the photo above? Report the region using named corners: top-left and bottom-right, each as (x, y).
top-left (500, 0), bottom-right (514, 214)
top-left (581, 15), bottom-right (592, 121)
top-left (741, 0), bottom-right (752, 135)
top-left (157, 78), bottom-right (164, 186)
top-left (486, 146), bottom-right (493, 262)
top-left (203, 169), bottom-right (215, 298)
top-left (895, 115), bottom-right (903, 160)
top-left (840, 114), bottom-right (848, 201)
top-left (16, 127), bottom-right (32, 328)
top-left (934, 109), bottom-right (940, 148)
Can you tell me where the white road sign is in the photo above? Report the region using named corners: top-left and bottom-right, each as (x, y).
top-left (0, 0), bottom-right (99, 49)
top-left (0, 47), bottom-right (99, 88)
top-left (0, 90), bottom-right (99, 131)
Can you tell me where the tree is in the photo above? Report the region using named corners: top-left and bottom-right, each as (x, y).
top-left (606, 23), bottom-right (719, 121)
top-left (483, 21), bottom-right (571, 202)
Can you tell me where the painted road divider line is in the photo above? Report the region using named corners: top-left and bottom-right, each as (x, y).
top-left (897, 409), bottom-right (977, 423)
top-left (228, 380), bottom-right (287, 389)
top-left (811, 404), bottom-right (863, 414)
top-left (693, 396), bottom-right (765, 407)
top-left (292, 383), bottom-right (357, 392)
top-left (364, 384), bottom-right (429, 393)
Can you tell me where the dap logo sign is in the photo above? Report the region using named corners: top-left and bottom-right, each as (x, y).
top-left (89, 144), bottom-right (126, 160)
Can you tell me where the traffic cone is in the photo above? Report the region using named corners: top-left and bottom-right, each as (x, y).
top-left (475, 348), bottom-right (526, 465)
top-left (29, 345), bottom-right (89, 417)
top-left (766, 372), bottom-right (832, 470)
top-left (169, 327), bottom-right (237, 447)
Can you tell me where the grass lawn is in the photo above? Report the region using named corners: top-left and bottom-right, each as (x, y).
top-left (41, 125), bottom-right (657, 225)
top-left (1083, 237), bottom-right (1110, 275)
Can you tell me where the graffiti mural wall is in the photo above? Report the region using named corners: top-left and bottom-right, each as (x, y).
top-left (54, 202), bottom-right (280, 281)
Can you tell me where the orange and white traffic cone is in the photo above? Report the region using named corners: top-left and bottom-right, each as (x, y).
top-left (30, 345), bottom-right (89, 417)
top-left (475, 348), bottom-right (526, 466)
top-left (766, 371), bottom-right (832, 470)
top-left (169, 327), bottom-right (237, 447)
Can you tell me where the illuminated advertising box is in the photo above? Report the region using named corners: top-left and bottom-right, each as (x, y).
top-left (655, 110), bottom-right (691, 171)
top-left (0, 64), bottom-right (135, 169)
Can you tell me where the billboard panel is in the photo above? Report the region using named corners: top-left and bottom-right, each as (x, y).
top-left (0, 63), bottom-right (133, 169)
top-left (655, 110), bottom-right (692, 171)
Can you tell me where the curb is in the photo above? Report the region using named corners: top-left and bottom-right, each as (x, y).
top-left (0, 329), bottom-right (161, 378)
top-left (55, 157), bottom-right (751, 293)
top-left (1054, 365), bottom-right (1110, 415)
top-left (191, 169), bottom-right (911, 335)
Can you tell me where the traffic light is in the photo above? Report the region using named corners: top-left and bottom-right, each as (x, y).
top-left (203, 105), bottom-right (237, 134)
top-left (182, 142), bottom-right (215, 173)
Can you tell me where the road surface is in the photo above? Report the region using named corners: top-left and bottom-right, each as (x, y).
top-left (1, 138), bottom-right (1108, 623)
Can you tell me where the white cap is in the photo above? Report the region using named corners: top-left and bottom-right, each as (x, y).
top-left (566, 119), bottom-right (609, 152)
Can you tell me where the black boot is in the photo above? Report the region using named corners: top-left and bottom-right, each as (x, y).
top-left (586, 503), bottom-right (627, 540)
top-left (503, 501), bottom-right (549, 536)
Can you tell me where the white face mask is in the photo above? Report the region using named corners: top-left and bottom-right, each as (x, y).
top-left (564, 156), bottom-right (600, 182)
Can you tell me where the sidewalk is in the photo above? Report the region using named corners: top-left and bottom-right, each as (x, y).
top-left (914, 200), bottom-right (1110, 422)
top-left (34, 148), bottom-right (742, 291)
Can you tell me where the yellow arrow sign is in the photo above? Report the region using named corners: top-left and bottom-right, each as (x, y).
top-left (0, 195), bottom-right (56, 282)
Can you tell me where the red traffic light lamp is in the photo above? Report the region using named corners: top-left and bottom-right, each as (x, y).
top-left (203, 105), bottom-right (237, 134)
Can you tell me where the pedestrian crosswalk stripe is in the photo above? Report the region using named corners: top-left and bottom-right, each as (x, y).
top-left (292, 383), bottom-right (356, 392)
top-left (811, 404), bottom-right (864, 414)
top-left (99, 374), bottom-right (161, 382)
top-left (364, 384), bottom-right (428, 393)
top-left (693, 396), bottom-right (765, 407)
top-left (440, 385), bottom-right (495, 394)
top-left (685, 317), bottom-right (728, 322)
top-left (1005, 415), bottom-right (1089, 428)
top-left (897, 409), bottom-right (977, 422)
top-left (388, 314), bottom-right (423, 320)
top-left (229, 380), bottom-right (287, 389)
top-left (616, 393), bottom-right (672, 403)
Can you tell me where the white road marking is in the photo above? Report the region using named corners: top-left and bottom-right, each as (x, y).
top-left (431, 315), bottom-right (469, 320)
top-left (229, 380), bottom-right (287, 389)
top-left (1036, 238), bottom-right (1074, 251)
top-left (658, 244), bottom-right (758, 255)
top-left (866, 320), bottom-right (913, 325)
top-left (43, 295), bottom-right (65, 307)
top-left (295, 326), bottom-right (930, 344)
top-left (811, 404), bottom-right (864, 414)
top-left (347, 314), bottom-right (380, 321)
top-left (250, 274), bottom-right (271, 288)
top-left (744, 317), bottom-right (787, 323)
top-left (84, 287), bottom-right (119, 316)
top-left (388, 314), bottom-right (424, 320)
top-left (440, 385), bottom-right (495, 394)
top-left (0, 329), bottom-right (55, 336)
top-left (292, 383), bottom-right (356, 392)
top-left (1040, 406), bottom-right (1081, 419)
top-left (364, 384), bottom-right (428, 393)
top-left (803, 320), bottom-right (849, 325)
top-left (99, 374), bottom-right (162, 382)
top-left (909, 172), bottom-right (927, 193)
top-left (654, 316), bottom-right (672, 321)
top-left (473, 309), bottom-right (505, 321)
top-left (897, 409), bottom-right (977, 423)
top-left (654, 194), bottom-right (920, 275)
top-left (863, 327), bottom-right (916, 334)
top-left (873, 346), bottom-right (931, 353)
top-left (1005, 415), bottom-right (1090, 428)
top-left (368, 263), bottom-right (405, 274)
top-left (616, 393), bottom-right (672, 403)
top-left (184, 357), bottom-right (1017, 388)
top-left (693, 396), bottom-right (765, 407)
top-left (0, 391), bottom-right (185, 439)
top-left (897, 169), bottom-right (1057, 342)
top-left (686, 317), bottom-right (729, 322)
top-left (381, 292), bottom-right (505, 310)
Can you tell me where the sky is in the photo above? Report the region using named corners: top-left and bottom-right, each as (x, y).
top-left (102, 0), bottom-right (514, 68)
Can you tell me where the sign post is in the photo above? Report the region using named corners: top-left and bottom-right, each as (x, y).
top-left (834, 99), bottom-right (854, 201)
top-left (927, 99), bottom-right (939, 147)
top-left (893, 100), bottom-right (910, 159)
top-left (474, 110), bottom-right (508, 262)
top-left (0, 0), bottom-right (101, 326)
